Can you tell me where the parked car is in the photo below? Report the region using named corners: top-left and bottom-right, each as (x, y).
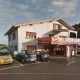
top-left (16, 50), bottom-right (37, 63)
top-left (0, 50), bottom-right (13, 64)
top-left (1, 47), bottom-right (8, 51)
top-left (36, 51), bottom-right (49, 61)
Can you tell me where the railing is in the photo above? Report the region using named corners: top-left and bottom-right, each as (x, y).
top-left (51, 36), bottom-right (80, 45)
top-left (38, 37), bottom-right (51, 44)
top-left (38, 36), bottom-right (80, 45)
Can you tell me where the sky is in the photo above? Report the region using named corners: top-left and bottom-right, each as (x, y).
top-left (0, 0), bottom-right (80, 45)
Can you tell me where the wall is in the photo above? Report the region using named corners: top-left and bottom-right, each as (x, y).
top-left (8, 29), bottom-right (18, 52)
top-left (17, 20), bottom-right (71, 51)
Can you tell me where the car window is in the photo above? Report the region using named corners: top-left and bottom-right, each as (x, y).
top-left (20, 50), bottom-right (27, 54)
top-left (0, 52), bottom-right (10, 56)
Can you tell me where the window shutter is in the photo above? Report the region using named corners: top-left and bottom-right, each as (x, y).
top-left (60, 25), bottom-right (62, 29)
top-left (53, 24), bottom-right (56, 29)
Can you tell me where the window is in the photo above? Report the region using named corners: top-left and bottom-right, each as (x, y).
top-left (53, 24), bottom-right (62, 30)
top-left (11, 45), bottom-right (13, 49)
top-left (12, 33), bottom-right (16, 40)
top-left (9, 35), bottom-right (11, 41)
top-left (9, 45), bottom-right (10, 49)
top-left (70, 32), bottom-right (76, 38)
top-left (14, 45), bottom-right (17, 51)
top-left (26, 31), bottom-right (36, 39)
top-left (34, 36), bottom-right (36, 38)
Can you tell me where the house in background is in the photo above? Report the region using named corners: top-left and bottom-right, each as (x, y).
top-left (5, 18), bottom-right (80, 57)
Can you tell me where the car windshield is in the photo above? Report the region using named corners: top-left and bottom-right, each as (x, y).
top-left (37, 51), bottom-right (46, 54)
top-left (19, 50), bottom-right (27, 54)
top-left (0, 52), bottom-right (10, 56)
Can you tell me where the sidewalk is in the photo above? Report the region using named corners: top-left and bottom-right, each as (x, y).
top-left (49, 56), bottom-right (66, 59)
top-left (49, 55), bottom-right (76, 61)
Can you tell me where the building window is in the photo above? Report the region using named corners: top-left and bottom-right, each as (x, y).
top-left (34, 36), bottom-right (36, 38)
top-left (26, 31), bottom-right (36, 39)
top-left (70, 32), bottom-right (76, 38)
top-left (9, 45), bottom-right (10, 49)
top-left (12, 33), bottom-right (16, 40)
top-left (14, 45), bottom-right (17, 51)
top-left (53, 24), bottom-right (62, 30)
top-left (8, 35), bottom-right (11, 41)
top-left (11, 45), bottom-right (13, 49)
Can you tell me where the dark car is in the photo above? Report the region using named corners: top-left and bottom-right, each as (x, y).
top-left (36, 51), bottom-right (49, 61)
top-left (16, 50), bottom-right (37, 63)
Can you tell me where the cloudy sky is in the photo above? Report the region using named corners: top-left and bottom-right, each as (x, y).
top-left (0, 0), bottom-right (80, 44)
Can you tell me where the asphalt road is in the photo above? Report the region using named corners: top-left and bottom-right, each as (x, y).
top-left (0, 56), bottom-right (80, 80)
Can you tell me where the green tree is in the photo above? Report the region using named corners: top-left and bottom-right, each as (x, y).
top-left (72, 23), bottom-right (80, 38)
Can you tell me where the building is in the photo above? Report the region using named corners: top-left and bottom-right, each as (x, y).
top-left (5, 18), bottom-right (80, 57)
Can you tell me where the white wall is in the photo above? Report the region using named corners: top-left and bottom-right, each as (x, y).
top-left (8, 20), bottom-right (75, 52)
top-left (17, 20), bottom-right (71, 51)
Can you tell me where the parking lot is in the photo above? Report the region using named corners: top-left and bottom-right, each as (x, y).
top-left (0, 56), bottom-right (80, 80)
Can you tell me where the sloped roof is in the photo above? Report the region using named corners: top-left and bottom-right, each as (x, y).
top-left (5, 18), bottom-right (75, 35)
top-left (56, 19), bottom-right (74, 30)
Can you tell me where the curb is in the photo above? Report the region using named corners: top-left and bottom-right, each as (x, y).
top-left (49, 56), bottom-right (66, 59)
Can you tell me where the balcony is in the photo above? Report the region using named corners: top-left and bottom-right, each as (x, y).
top-left (38, 37), bottom-right (51, 44)
top-left (38, 36), bottom-right (80, 45)
top-left (51, 36), bottom-right (80, 45)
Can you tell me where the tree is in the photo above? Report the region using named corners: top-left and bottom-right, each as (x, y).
top-left (72, 23), bottom-right (80, 38)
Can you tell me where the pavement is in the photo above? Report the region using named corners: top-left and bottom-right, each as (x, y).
top-left (49, 55), bottom-right (78, 64)
top-left (49, 55), bottom-right (78, 60)
top-left (0, 55), bottom-right (80, 80)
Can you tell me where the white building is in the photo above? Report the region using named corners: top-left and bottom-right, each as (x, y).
top-left (5, 18), bottom-right (80, 57)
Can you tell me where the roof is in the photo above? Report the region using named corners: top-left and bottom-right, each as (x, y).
top-left (5, 25), bottom-right (19, 35)
top-left (5, 18), bottom-right (75, 35)
top-left (56, 19), bottom-right (74, 30)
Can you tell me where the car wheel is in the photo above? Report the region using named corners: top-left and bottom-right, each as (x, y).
top-left (16, 57), bottom-right (19, 61)
top-left (45, 59), bottom-right (48, 62)
top-left (21, 59), bottom-right (25, 64)
top-left (37, 57), bottom-right (41, 61)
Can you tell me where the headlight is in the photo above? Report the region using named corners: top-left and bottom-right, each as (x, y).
top-left (0, 59), bottom-right (3, 64)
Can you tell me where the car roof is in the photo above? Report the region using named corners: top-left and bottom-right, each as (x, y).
top-left (0, 50), bottom-right (9, 52)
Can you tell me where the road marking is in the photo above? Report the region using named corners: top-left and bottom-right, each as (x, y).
top-left (0, 65), bottom-right (23, 71)
top-left (13, 59), bottom-right (23, 66)
top-left (0, 72), bottom-right (80, 75)
top-left (0, 61), bottom-right (41, 71)
top-left (67, 61), bottom-right (76, 66)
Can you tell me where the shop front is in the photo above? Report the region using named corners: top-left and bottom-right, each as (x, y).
top-left (52, 45), bottom-right (66, 56)
top-left (38, 36), bottom-right (80, 57)
top-left (38, 37), bottom-right (66, 56)
top-left (51, 36), bottom-right (79, 57)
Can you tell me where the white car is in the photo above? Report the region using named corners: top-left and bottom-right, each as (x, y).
top-left (26, 53), bottom-right (37, 61)
top-left (16, 50), bottom-right (37, 63)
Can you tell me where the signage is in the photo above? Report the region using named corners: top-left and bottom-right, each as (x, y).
top-left (38, 37), bottom-right (50, 44)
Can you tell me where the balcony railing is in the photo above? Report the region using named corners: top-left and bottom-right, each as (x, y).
top-left (51, 36), bottom-right (80, 45)
top-left (38, 37), bottom-right (51, 44)
top-left (38, 36), bottom-right (80, 45)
